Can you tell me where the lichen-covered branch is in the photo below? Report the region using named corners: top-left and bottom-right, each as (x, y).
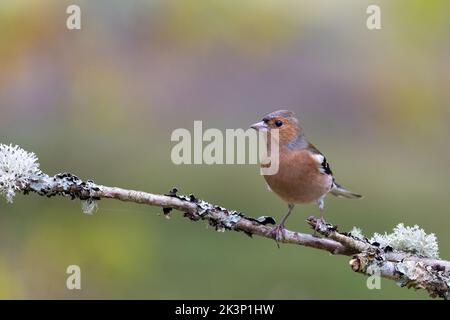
top-left (307, 217), bottom-right (450, 299)
top-left (21, 172), bottom-right (450, 299)
top-left (25, 172), bottom-right (352, 255)
top-left (1, 144), bottom-right (450, 299)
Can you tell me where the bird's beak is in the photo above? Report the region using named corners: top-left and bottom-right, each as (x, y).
top-left (250, 121), bottom-right (268, 131)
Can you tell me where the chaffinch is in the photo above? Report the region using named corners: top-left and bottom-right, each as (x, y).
top-left (251, 110), bottom-right (362, 243)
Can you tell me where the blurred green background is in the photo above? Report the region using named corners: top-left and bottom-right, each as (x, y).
top-left (1, 0), bottom-right (449, 299)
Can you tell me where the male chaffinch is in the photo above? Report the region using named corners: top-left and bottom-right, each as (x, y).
top-left (251, 110), bottom-right (362, 242)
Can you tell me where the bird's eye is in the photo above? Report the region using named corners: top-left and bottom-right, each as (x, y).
top-left (275, 120), bottom-right (283, 127)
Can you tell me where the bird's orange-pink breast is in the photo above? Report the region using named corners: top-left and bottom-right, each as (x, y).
top-left (263, 148), bottom-right (332, 204)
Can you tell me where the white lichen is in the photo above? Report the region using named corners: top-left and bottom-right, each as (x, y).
top-left (396, 260), bottom-right (423, 285)
top-left (0, 144), bottom-right (42, 203)
top-left (349, 226), bottom-right (365, 239)
top-left (81, 199), bottom-right (98, 215)
top-left (370, 223), bottom-right (439, 259)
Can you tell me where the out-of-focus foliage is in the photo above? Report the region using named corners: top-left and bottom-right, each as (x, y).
top-left (0, 0), bottom-right (449, 299)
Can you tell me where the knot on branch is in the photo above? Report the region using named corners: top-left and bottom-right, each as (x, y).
top-left (349, 248), bottom-right (385, 273)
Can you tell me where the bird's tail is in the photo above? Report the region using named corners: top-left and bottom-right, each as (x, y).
top-left (330, 181), bottom-right (362, 199)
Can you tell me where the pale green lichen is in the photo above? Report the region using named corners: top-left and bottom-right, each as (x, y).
top-left (349, 226), bottom-right (365, 239)
top-left (370, 224), bottom-right (439, 258)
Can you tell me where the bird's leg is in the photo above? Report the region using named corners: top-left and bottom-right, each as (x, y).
top-left (268, 203), bottom-right (294, 247)
top-left (314, 197), bottom-right (326, 233)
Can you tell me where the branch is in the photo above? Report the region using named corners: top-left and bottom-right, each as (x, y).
top-left (23, 172), bottom-right (450, 299)
top-left (26, 173), bottom-right (352, 255)
top-left (1, 144), bottom-right (449, 299)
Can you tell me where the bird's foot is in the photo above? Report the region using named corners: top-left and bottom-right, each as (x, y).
top-left (313, 216), bottom-right (326, 235)
top-left (267, 224), bottom-right (286, 248)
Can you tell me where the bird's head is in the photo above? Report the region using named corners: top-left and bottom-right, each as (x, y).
top-left (250, 110), bottom-right (302, 146)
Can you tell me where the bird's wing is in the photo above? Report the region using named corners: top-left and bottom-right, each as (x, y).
top-left (307, 144), bottom-right (363, 199)
top-left (330, 182), bottom-right (362, 198)
top-left (306, 143), bottom-right (333, 175)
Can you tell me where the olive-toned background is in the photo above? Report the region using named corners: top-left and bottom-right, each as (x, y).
top-left (1, 0), bottom-right (449, 299)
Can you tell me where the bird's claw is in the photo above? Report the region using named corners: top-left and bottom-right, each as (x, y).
top-left (267, 224), bottom-right (286, 247)
top-left (313, 216), bottom-right (326, 235)
top-left (316, 217), bottom-right (326, 230)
